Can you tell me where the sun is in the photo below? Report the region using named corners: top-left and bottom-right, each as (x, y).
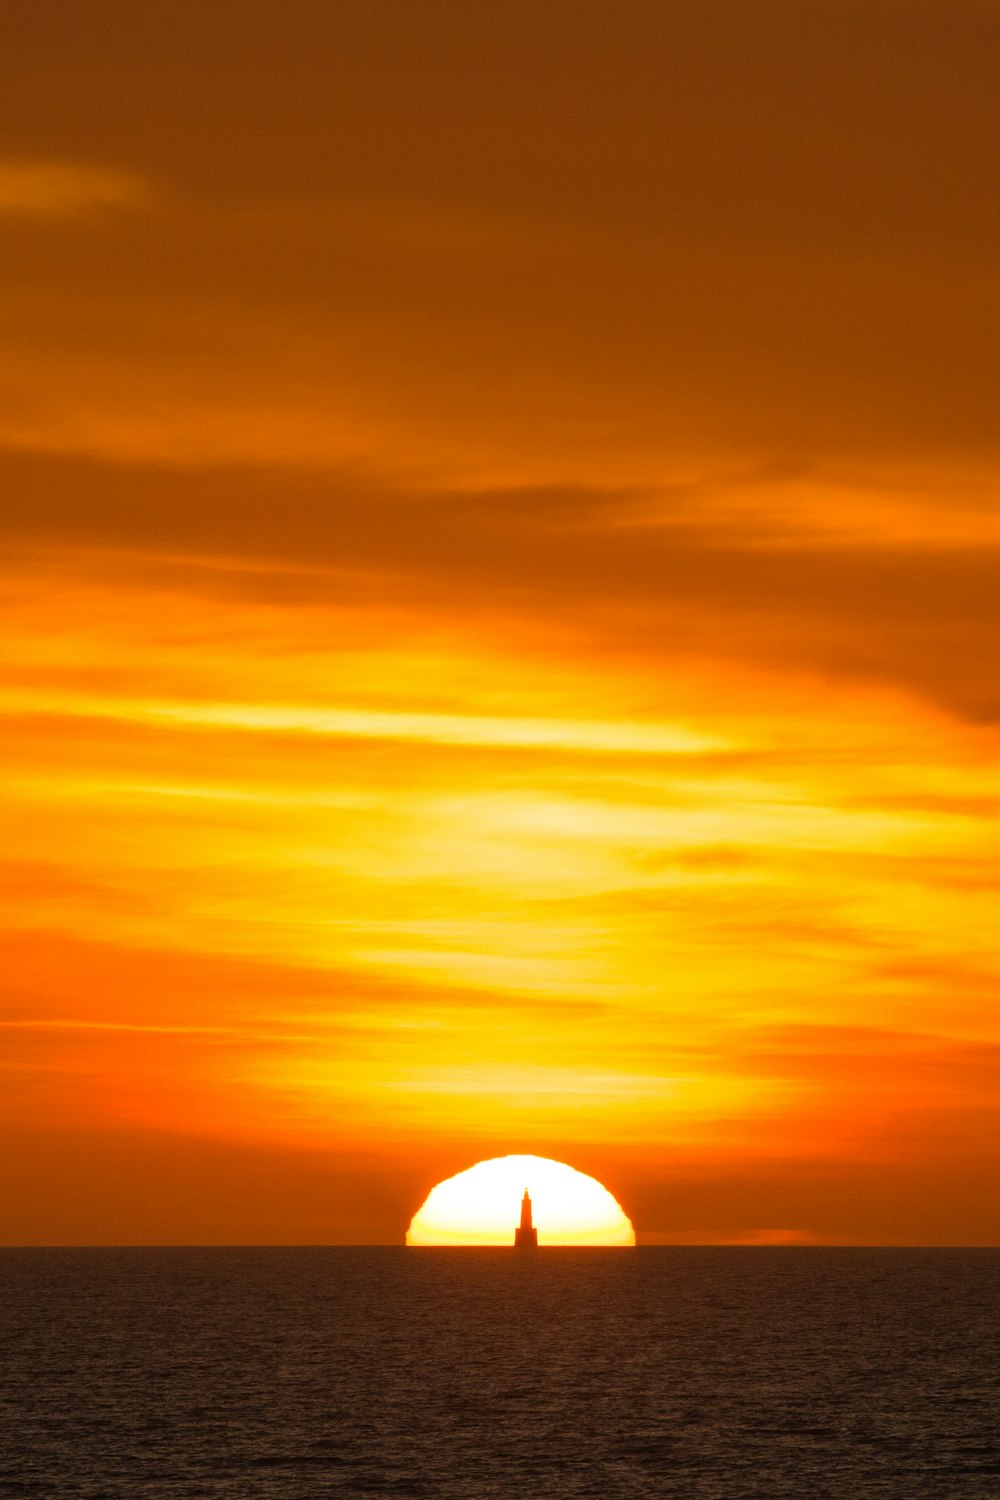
top-left (406, 1153), bottom-right (635, 1246)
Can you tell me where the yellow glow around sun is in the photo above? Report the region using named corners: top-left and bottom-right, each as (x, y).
top-left (406, 1154), bottom-right (636, 1246)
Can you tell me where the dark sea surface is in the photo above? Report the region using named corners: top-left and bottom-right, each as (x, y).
top-left (1, 1248), bottom-right (998, 1499)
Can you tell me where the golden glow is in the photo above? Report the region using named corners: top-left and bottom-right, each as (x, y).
top-left (406, 1155), bottom-right (635, 1246)
top-left (2, 6), bottom-right (999, 1248)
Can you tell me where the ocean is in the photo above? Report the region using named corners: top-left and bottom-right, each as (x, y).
top-left (2, 1248), bottom-right (998, 1498)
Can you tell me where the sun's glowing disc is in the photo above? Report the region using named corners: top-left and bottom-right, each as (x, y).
top-left (406, 1153), bottom-right (635, 1246)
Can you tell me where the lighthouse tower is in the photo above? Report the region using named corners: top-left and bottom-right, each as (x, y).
top-left (514, 1189), bottom-right (538, 1248)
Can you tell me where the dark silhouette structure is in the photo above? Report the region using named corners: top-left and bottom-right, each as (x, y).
top-left (514, 1189), bottom-right (538, 1248)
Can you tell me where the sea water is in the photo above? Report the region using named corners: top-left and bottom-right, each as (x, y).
top-left (1, 1247), bottom-right (998, 1498)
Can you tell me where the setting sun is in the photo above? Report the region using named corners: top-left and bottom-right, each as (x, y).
top-left (2, 0), bottom-right (999, 1258)
top-left (406, 1154), bottom-right (636, 1246)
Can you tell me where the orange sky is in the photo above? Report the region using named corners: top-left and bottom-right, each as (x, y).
top-left (2, 0), bottom-right (999, 1245)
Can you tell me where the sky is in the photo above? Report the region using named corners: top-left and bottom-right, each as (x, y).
top-left (2, 0), bottom-right (999, 1245)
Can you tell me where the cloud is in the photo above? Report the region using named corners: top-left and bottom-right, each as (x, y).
top-left (3, 449), bottom-right (1000, 723)
top-left (0, 5), bottom-right (997, 479)
top-left (641, 1227), bottom-right (824, 1246)
top-left (0, 160), bottom-right (148, 216)
top-left (1, 0), bottom-right (998, 1245)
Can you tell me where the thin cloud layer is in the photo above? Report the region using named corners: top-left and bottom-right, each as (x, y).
top-left (1, 0), bottom-right (998, 1243)
top-left (0, 160), bottom-right (148, 216)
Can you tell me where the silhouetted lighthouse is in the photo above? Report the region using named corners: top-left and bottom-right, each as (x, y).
top-left (514, 1189), bottom-right (538, 1248)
